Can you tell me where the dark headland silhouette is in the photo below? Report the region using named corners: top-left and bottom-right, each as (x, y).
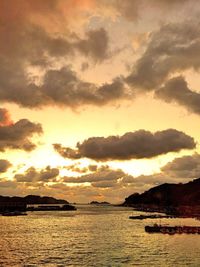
top-left (0, 195), bottom-right (76, 213)
top-left (0, 195), bottom-right (69, 204)
top-left (123, 178), bottom-right (200, 217)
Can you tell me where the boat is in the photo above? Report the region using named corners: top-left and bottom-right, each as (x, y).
top-left (145, 223), bottom-right (200, 234)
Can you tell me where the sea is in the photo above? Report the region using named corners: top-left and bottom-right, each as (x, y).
top-left (0, 204), bottom-right (200, 267)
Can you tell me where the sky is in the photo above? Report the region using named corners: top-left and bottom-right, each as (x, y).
top-left (1, 0), bottom-right (200, 203)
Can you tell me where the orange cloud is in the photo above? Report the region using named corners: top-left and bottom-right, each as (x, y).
top-left (0, 108), bottom-right (13, 126)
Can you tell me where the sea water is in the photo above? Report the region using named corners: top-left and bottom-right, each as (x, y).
top-left (0, 205), bottom-right (200, 266)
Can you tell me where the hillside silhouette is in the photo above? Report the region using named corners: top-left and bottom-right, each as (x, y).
top-left (123, 178), bottom-right (200, 216)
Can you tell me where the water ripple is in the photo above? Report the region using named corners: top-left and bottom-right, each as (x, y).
top-left (0, 205), bottom-right (200, 266)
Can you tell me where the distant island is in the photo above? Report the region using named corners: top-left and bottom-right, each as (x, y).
top-left (123, 178), bottom-right (200, 217)
top-left (0, 195), bottom-right (76, 213)
top-left (90, 201), bottom-right (111, 205)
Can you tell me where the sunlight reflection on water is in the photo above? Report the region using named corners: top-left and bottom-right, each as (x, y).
top-left (0, 205), bottom-right (200, 266)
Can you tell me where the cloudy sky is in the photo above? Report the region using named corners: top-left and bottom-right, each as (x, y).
top-left (1, 0), bottom-right (200, 203)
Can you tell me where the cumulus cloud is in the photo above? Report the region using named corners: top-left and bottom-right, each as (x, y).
top-left (121, 153), bottom-right (200, 190)
top-left (62, 166), bottom-right (130, 189)
top-left (0, 41), bottom-right (120, 109)
top-left (29, 26), bottom-right (109, 62)
top-left (121, 173), bottom-right (175, 188)
top-left (0, 108), bottom-right (42, 153)
top-left (120, 18), bottom-right (200, 116)
top-left (91, 180), bottom-right (118, 188)
top-left (15, 166), bottom-right (59, 183)
top-left (161, 153), bottom-right (200, 179)
top-left (0, 0), bottom-right (108, 61)
top-left (0, 108), bottom-right (13, 126)
top-left (51, 152), bottom-right (200, 197)
top-left (126, 21), bottom-right (200, 91)
top-left (6, 153), bottom-right (200, 203)
top-left (0, 0), bottom-right (122, 109)
top-left (155, 76), bottom-right (200, 115)
top-left (0, 160), bottom-right (12, 173)
top-left (0, 0), bottom-right (197, 112)
top-left (0, 117), bottom-right (42, 152)
top-left (66, 163), bottom-right (88, 174)
top-left (54, 129), bottom-right (195, 161)
top-left (66, 163), bottom-right (100, 174)
top-left (75, 28), bottom-right (109, 62)
top-left (80, 153), bottom-right (200, 192)
top-left (63, 168), bottom-right (125, 184)
top-left (40, 67), bottom-right (128, 108)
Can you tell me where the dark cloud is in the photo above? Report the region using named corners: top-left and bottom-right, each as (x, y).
top-left (66, 163), bottom-right (88, 174)
top-left (121, 173), bottom-right (173, 187)
top-left (155, 76), bottom-right (200, 115)
top-left (120, 19), bottom-right (200, 116)
top-left (29, 26), bottom-right (109, 62)
top-left (0, 160), bottom-right (12, 173)
top-left (161, 153), bottom-right (200, 179)
top-left (0, 108), bottom-right (13, 126)
top-left (0, 56), bottom-right (47, 108)
top-left (0, 61), bottom-right (129, 108)
top-left (0, 0), bottom-right (110, 62)
top-left (0, 118), bottom-right (42, 151)
top-left (91, 180), bottom-right (118, 188)
top-left (54, 129), bottom-right (195, 161)
top-left (126, 21), bottom-right (200, 91)
top-left (41, 67), bottom-right (128, 108)
top-left (15, 166), bottom-right (59, 183)
top-left (118, 153), bottom-right (200, 193)
top-left (62, 168), bottom-right (126, 183)
top-left (66, 163), bottom-right (108, 174)
top-left (75, 28), bottom-right (109, 62)
top-left (0, 0), bottom-right (196, 112)
top-left (3, 2), bottom-right (190, 112)
top-left (62, 167), bottom-right (126, 189)
top-left (0, 0), bottom-right (119, 109)
top-left (121, 153), bottom-right (200, 190)
top-left (88, 165), bottom-right (98, 172)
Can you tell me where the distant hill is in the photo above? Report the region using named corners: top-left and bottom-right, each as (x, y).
top-left (123, 178), bottom-right (200, 216)
top-left (0, 195), bottom-right (69, 204)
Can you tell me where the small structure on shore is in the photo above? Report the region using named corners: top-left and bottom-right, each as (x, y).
top-left (129, 214), bottom-right (174, 220)
top-left (145, 224), bottom-right (200, 234)
top-left (0, 202), bottom-right (27, 213)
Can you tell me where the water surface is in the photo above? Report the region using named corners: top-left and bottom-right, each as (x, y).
top-left (0, 205), bottom-right (200, 266)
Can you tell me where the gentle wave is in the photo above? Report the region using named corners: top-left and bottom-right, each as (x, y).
top-left (0, 205), bottom-right (200, 266)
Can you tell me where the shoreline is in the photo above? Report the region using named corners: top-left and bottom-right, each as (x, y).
top-left (123, 204), bottom-right (200, 219)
